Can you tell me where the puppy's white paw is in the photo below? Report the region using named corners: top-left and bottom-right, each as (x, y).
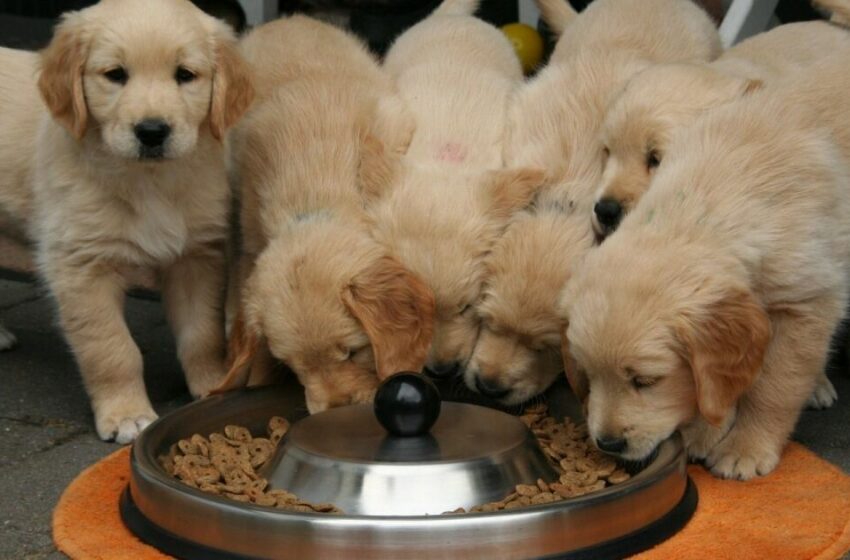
top-left (95, 402), bottom-right (158, 444)
top-left (0, 323), bottom-right (18, 351)
top-left (705, 436), bottom-right (781, 480)
top-left (806, 377), bottom-right (838, 410)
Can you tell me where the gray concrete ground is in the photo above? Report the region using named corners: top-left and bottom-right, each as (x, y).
top-left (1, 276), bottom-right (849, 559)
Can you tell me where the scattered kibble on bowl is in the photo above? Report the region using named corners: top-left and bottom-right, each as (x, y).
top-left (158, 403), bottom-right (631, 515)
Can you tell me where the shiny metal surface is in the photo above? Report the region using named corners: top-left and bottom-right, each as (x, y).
top-left (129, 381), bottom-right (690, 560)
top-left (263, 402), bottom-right (557, 515)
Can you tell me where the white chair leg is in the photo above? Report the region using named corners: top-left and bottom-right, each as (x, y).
top-left (236, 0), bottom-right (278, 27)
top-left (719, 0), bottom-right (780, 47)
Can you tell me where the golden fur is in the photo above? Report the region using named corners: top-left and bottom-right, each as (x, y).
top-left (593, 19), bottom-right (850, 236)
top-left (364, 0), bottom-right (542, 375)
top-left (559, 53), bottom-right (850, 479)
top-left (0, 0), bottom-right (254, 443)
top-left (0, 47), bottom-right (42, 349)
top-left (217, 16), bottom-right (434, 414)
top-left (464, 0), bottom-right (721, 403)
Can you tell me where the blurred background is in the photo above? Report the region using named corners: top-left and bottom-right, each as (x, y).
top-left (0, 0), bottom-right (827, 56)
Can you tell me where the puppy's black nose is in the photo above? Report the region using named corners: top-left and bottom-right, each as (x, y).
top-left (425, 362), bottom-right (460, 379)
top-left (134, 119), bottom-right (171, 148)
top-left (595, 436), bottom-right (628, 454)
top-left (475, 376), bottom-right (510, 399)
top-left (594, 198), bottom-right (623, 230)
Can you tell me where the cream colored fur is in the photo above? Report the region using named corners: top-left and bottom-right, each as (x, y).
top-left (218, 16), bottom-right (434, 414)
top-left (593, 18), bottom-right (850, 408)
top-left (0, 0), bottom-right (254, 443)
top-left (365, 0), bottom-right (543, 374)
top-left (594, 19), bottom-right (850, 234)
top-left (560, 52), bottom-right (850, 479)
top-left (465, 0), bottom-right (721, 403)
top-left (0, 47), bottom-right (42, 350)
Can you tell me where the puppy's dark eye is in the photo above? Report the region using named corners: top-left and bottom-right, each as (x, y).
top-left (175, 66), bottom-right (197, 84)
top-left (103, 67), bottom-right (128, 85)
top-left (646, 150), bottom-right (661, 171)
top-left (631, 375), bottom-right (659, 389)
top-left (602, 146), bottom-right (610, 159)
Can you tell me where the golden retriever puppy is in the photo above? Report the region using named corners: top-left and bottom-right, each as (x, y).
top-left (593, 15), bottom-right (850, 237)
top-left (592, 10), bottom-right (850, 409)
top-left (0, 47), bottom-right (42, 350)
top-left (217, 16), bottom-right (434, 414)
top-left (364, 0), bottom-right (543, 378)
top-left (1, 0), bottom-right (254, 443)
top-left (559, 57), bottom-right (850, 479)
top-left (464, 0), bottom-right (720, 403)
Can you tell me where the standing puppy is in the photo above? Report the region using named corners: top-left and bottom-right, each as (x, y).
top-left (559, 53), bottom-right (850, 479)
top-left (14, 0), bottom-right (253, 443)
top-left (365, 0), bottom-right (543, 378)
top-left (465, 0), bottom-right (720, 404)
top-left (218, 16), bottom-right (434, 414)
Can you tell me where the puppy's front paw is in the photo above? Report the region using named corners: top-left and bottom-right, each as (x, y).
top-left (806, 376), bottom-right (838, 409)
top-left (682, 417), bottom-right (733, 462)
top-left (94, 401), bottom-right (158, 444)
top-left (705, 434), bottom-right (781, 480)
top-left (0, 323), bottom-right (18, 351)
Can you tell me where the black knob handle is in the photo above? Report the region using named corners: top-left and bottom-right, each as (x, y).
top-left (374, 372), bottom-right (441, 437)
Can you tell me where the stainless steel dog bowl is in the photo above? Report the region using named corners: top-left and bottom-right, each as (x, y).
top-left (122, 379), bottom-right (696, 559)
top-left (264, 401), bottom-right (557, 515)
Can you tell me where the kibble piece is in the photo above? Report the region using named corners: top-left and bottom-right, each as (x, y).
top-left (608, 469), bottom-right (631, 484)
top-left (515, 484), bottom-right (540, 497)
top-left (225, 425), bottom-right (253, 443)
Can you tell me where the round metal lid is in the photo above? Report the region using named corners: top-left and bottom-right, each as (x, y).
top-left (260, 402), bottom-right (556, 515)
top-left (283, 402), bottom-right (532, 463)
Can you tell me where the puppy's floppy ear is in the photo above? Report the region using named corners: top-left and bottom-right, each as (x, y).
top-left (342, 256), bottom-right (435, 380)
top-left (560, 328), bottom-right (588, 403)
top-left (676, 288), bottom-right (771, 426)
top-left (209, 28), bottom-right (254, 141)
top-left (482, 167), bottom-right (547, 219)
top-left (210, 309), bottom-right (262, 394)
top-left (38, 13), bottom-right (89, 139)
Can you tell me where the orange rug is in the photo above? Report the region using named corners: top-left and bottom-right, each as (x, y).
top-left (53, 443), bottom-right (850, 560)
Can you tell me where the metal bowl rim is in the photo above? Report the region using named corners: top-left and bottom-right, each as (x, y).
top-left (132, 387), bottom-right (686, 522)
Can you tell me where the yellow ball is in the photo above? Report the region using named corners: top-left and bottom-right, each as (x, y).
top-left (501, 23), bottom-right (545, 74)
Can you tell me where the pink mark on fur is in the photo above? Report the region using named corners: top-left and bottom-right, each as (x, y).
top-left (435, 142), bottom-right (467, 163)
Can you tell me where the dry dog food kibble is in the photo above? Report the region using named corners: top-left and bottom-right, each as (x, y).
top-left (450, 403), bottom-right (631, 513)
top-left (160, 404), bottom-right (630, 514)
top-left (158, 416), bottom-right (343, 514)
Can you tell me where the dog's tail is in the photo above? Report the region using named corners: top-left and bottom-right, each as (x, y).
top-left (535, 0), bottom-right (578, 35)
top-left (813, 0), bottom-right (850, 25)
top-left (433, 0), bottom-right (480, 16)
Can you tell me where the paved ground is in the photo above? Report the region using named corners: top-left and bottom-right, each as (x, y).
top-left (1, 276), bottom-right (849, 559)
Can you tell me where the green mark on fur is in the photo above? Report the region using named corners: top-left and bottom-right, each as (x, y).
top-left (644, 208), bottom-right (655, 225)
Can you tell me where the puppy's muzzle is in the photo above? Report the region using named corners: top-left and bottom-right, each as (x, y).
top-left (595, 435), bottom-right (628, 455)
top-left (134, 118), bottom-right (172, 159)
top-left (474, 375), bottom-right (511, 399)
top-left (593, 198), bottom-right (623, 235)
top-left (425, 362), bottom-right (461, 379)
